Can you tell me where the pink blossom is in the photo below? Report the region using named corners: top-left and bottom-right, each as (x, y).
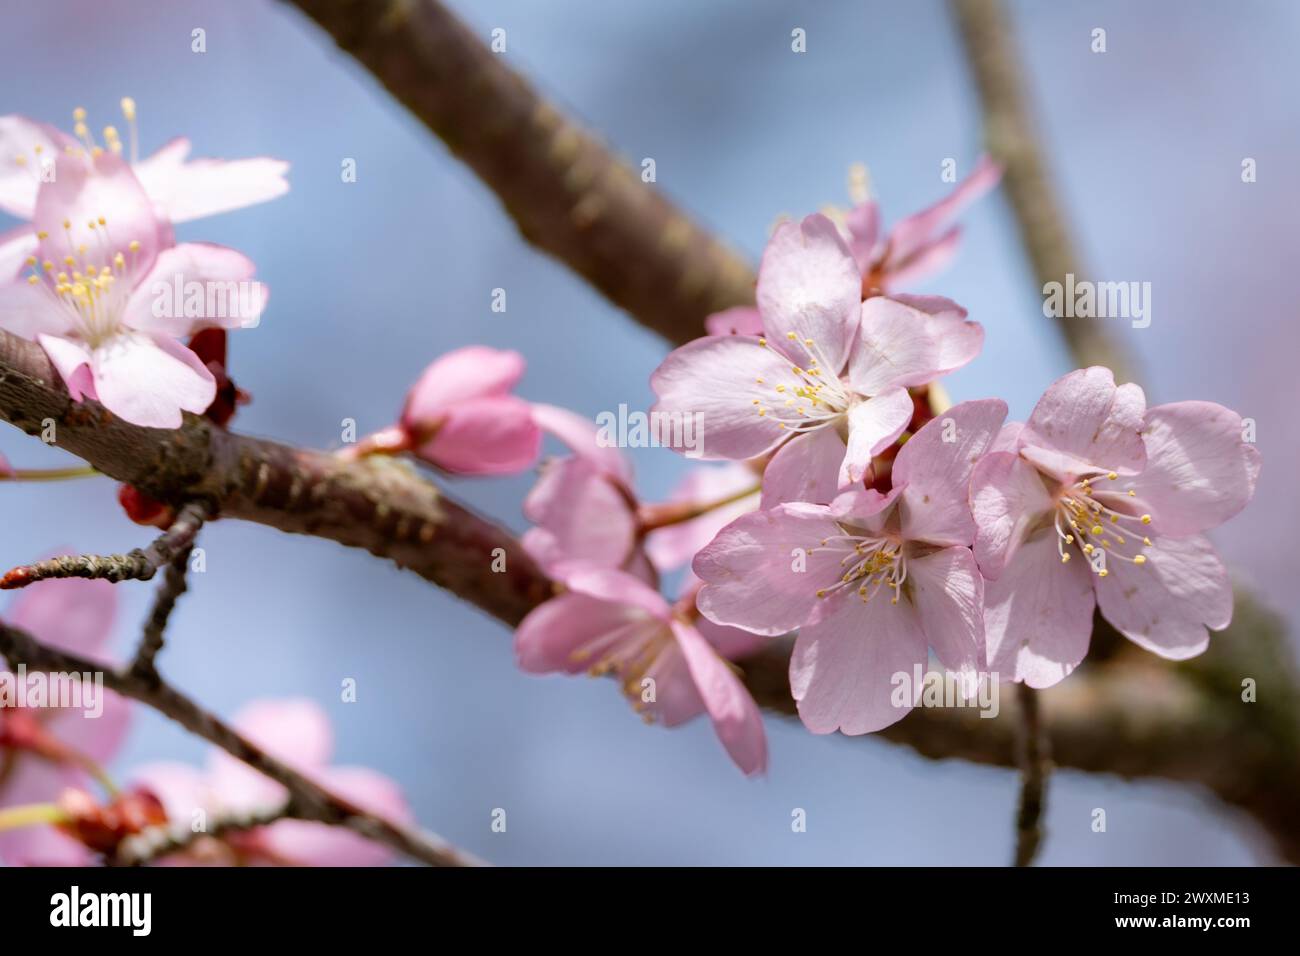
top-left (1, 105), bottom-right (287, 279)
top-left (845, 156), bottom-right (1002, 292)
top-left (515, 566), bottom-right (768, 775)
top-left (0, 574), bottom-right (128, 866)
top-left (0, 145), bottom-right (269, 428)
top-left (970, 367), bottom-right (1261, 687)
top-left (132, 699), bottom-right (411, 866)
top-left (383, 346), bottom-right (542, 475)
top-left (693, 399), bottom-right (1007, 734)
top-left (655, 213), bottom-right (982, 506)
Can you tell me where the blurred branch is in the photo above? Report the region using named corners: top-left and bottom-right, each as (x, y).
top-left (0, 619), bottom-right (481, 868)
top-left (284, 0), bottom-right (754, 346)
top-left (948, 0), bottom-right (1136, 380)
top-left (1012, 684), bottom-right (1049, 866)
top-left (3, 324), bottom-right (1296, 859)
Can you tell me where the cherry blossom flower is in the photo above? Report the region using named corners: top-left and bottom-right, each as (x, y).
top-left (515, 566), bottom-right (768, 775)
top-left (654, 213), bottom-right (981, 507)
top-left (0, 574), bottom-right (129, 866)
top-left (693, 399), bottom-right (1007, 734)
top-left (132, 699), bottom-right (410, 866)
top-left (970, 367), bottom-right (1261, 688)
top-left (0, 142), bottom-right (268, 428)
top-left (843, 156), bottom-right (1001, 294)
top-left (353, 346), bottom-right (542, 475)
top-left (1, 102), bottom-right (287, 279)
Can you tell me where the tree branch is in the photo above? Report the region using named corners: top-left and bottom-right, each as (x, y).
top-left (0, 621), bottom-right (481, 867)
top-left (948, 0), bottom-right (1137, 381)
top-left (4, 324), bottom-right (1296, 860)
top-left (283, 0), bottom-right (754, 347)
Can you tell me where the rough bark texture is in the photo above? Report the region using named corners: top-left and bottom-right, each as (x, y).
top-left (285, 0), bottom-right (755, 347)
top-left (3, 326), bottom-right (1297, 860)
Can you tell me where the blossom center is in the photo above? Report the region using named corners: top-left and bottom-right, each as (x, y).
top-left (1052, 470), bottom-right (1152, 576)
top-left (811, 529), bottom-right (907, 605)
top-left (750, 331), bottom-right (853, 434)
top-left (25, 219), bottom-right (144, 349)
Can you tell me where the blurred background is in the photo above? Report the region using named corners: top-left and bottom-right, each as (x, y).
top-left (1, 0), bottom-right (1295, 864)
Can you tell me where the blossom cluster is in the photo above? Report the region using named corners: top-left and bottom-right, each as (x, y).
top-left (366, 160), bottom-right (1258, 774)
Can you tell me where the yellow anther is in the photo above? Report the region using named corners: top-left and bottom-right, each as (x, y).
top-left (74, 122), bottom-right (89, 139)
top-left (13, 155), bottom-right (25, 167)
top-left (1064, 534), bottom-right (1074, 544)
top-left (786, 331), bottom-right (797, 340)
top-left (120, 97), bottom-right (136, 121)
top-left (24, 256), bottom-right (36, 267)
top-left (1143, 537), bottom-right (1152, 546)
top-left (73, 106), bottom-right (87, 122)
top-left (1127, 489), bottom-right (1136, 496)
top-left (97, 216), bottom-right (106, 225)
top-left (816, 589), bottom-right (827, 599)
top-left (1090, 525), bottom-right (1103, 535)
top-left (1098, 569), bottom-right (1109, 578)
top-left (803, 338), bottom-right (814, 346)
top-left (1060, 553), bottom-right (1070, 563)
top-left (26, 275), bottom-right (38, 285)
top-left (62, 219), bottom-right (71, 229)
top-left (128, 240), bottom-right (140, 252)
top-left (1140, 514), bottom-right (1151, 524)
top-left (1134, 555), bottom-right (1147, 565)
top-left (1083, 544), bottom-right (1094, 554)
top-left (1107, 471), bottom-right (1118, 480)
top-left (757, 338), bottom-right (766, 346)
top-left (36, 230), bottom-right (48, 239)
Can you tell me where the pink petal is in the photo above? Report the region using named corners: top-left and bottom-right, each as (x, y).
top-left (0, 226), bottom-right (38, 281)
top-left (849, 297), bottom-right (944, 395)
top-left (89, 332), bottom-right (216, 428)
top-left (844, 200), bottom-right (881, 272)
top-left (644, 462), bottom-right (759, 571)
top-left (44, 686), bottom-right (132, 764)
top-left (828, 484), bottom-right (904, 529)
top-left (983, 532), bottom-right (1095, 689)
top-left (34, 149), bottom-right (167, 278)
top-left (0, 759), bottom-right (93, 866)
top-left (515, 592), bottom-right (663, 674)
top-left (0, 115), bottom-right (73, 218)
top-left (760, 426), bottom-right (847, 508)
top-left (562, 566), bottom-right (672, 620)
top-left (693, 503), bottom-right (846, 636)
top-left (885, 155), bottom-right (1002, 269)
top-left (1022, 367), bottom-right (1147, 474)
top-left (2, 280), bottom-right (76, 340)
top-left (402, 346), bottom-right (526, 425)
top-left (1126, 401), bottom-right (1262, 536)
top-left (418, 395), bottom-right (541, 475)
top-left (907, 546), bottom-right (986, 678)
top-left (522, 456), bottom-right (636, 574)
top-left (970, 451), bottom-right (1053, 580)
top-left (893, 398), bottom-right (1007, 547)
top-left (650, 335), bottom-right (792, 460)
top-left (130, 761), bottom-right (212, 824)
top-left (36, 334), bottom-right (97, 402)
top-left (755, 214), bottom-right (861, 371)
top-left (529, 402), bottom-right (634, 484)
top-left (1094, 533), bottom-right (1230, 660)
top-left (790, 589), bottom-right (928, 734)
top-left (693, 613), bottom-right (766, 661)
top-left (886, 293), bottom-right (984, 374)
top-left (882, 226), bottom-right (962, 290)
top-left (122, 242), bottom-right (264, 336)
top-left (840, 387), bottom-right (914, 484)
top-left (6, 574), bottom-right (117, 656)
top-left (135, 142), bottom-right (290, 223)
top-left (671, 620), bottom-right (767, 775)
top-left (704, 306), bottom-right (763, 337)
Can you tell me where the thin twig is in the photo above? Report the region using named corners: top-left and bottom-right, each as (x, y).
top-left (1012, 683), bottom-right (1050, 866)
top-left (129, 545), bottom-right (195, 683)
top-left (0, 623), bottom-right (482, 868)
top-left (111, 803), bottom-right (295, 867)
top-left (0, 501), bottom-right (210, 590)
